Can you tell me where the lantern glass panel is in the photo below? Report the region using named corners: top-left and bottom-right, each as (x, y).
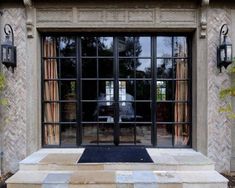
top-left (220, 47), bottom-right (225, 62)
top-left (226, 45), bottom-right (232, 62)
top-left (2, 47), bottom-right (7, 61)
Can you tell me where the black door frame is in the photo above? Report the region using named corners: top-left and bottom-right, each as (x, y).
top-left (41, 33), bottom-right (192, 148)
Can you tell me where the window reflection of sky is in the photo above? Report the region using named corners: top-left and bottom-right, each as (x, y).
top-left (136, 59), bottom-right (151, 73)
top-left (157, 37), bottom-right (172, 57)
top-left (139, 37), bottom-right (150, 57)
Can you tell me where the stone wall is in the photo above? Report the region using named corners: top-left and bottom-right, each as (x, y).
top-left (207, 8), bottom-right (232, 173)
top-left (0, 8), bottom-right (27, 173)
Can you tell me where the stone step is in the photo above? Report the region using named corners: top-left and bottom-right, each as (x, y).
top-left (19, 149), bottom-right (215, 171)
top-left (6, 170), bottom-right (228, 188)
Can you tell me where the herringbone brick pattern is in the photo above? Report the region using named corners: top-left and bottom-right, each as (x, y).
top-left (207, 8), bottom-right (232, 173)
top-left (0, 8), bottom-right (27, 173)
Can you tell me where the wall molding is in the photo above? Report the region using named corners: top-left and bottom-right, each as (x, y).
top-left (36, 7), bottom-right (197, 28)
top-left (23, 0), bottom-right (34, 38)
top-left (200, 0), bottom-right (210, 38)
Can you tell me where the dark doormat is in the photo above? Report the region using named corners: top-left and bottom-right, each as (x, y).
top-left (78, 147), bottom-right (153, 163)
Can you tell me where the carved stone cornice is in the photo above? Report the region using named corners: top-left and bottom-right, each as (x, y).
top-left (200, 0), bottom-right (210, 38)
top-left (23, 0), bottom-right (34, 38)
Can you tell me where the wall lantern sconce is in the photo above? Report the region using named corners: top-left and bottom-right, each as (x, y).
top-left (1, 24), bottom-right (16, 72)
top-left (217, 24), bottom-right (232, 72)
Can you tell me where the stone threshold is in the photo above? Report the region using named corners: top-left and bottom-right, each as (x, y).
top-left (19, 148), bottom-right (215, 171)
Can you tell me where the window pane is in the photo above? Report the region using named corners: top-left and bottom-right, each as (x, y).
top-left (98, 58), bottom-right (114, 78)
top-left (119, 102), bottom-right (135, 122)
top-left (156, 81), bottom-right (174, 101)
top-left (118, 37), bottom-right (135, 57)
top-left (136, 124), bottom-right (151, 145)
top-left (59, 37), bottom-right (76, 57)
top-left (174, 37), bottom-right (187, 57)
top-left (61, 124), bottom-right (77, 146)
top-left (119, 80), bottom-right (134, 102)
top-left (119, 123), bottom-right (134, 144)
top-left (136, 59), bottom-right (151, 78)
top-left (157, 37), bottom-right (172, 57)
top-left (174, 60), bottom-right (188, 79)
top-left (44, 59), bottom-right (59, 79)
top-left (82, 37), bottom-right (97, 56)
top-left (157, 124), bottom-right (173, 147)
top-left (174, 102), bottom-right (190, 122)
top-left (82, 102), bottom-right (98, 122)
top-left (44, 103), bottom-right (60, 123)
top-left (119, 58), bottom-right (135, 78)
top-left (136, 81), bottom-right (151, 100)
top-left (137, 37), bottom-right (151, 57)
top-left (61, 80), bottom-right (77, 100)
top-left (136, 102), bottom-right (151, 122)
top-left (82, 123), bottom-right (98, 144)
top-left (44, 81), bottom-right (59, 101)
top-left (82, 58), bottom-right (97, 78)
top-left (156, 102), bottom-right (173, 122)
top-left (99, 123), bottom-right (114, 144)
top-left (43, 36), bottom-right (59, 57)
top-left (82, 80), bottom-right (97, 100)
top-left (173, 81), bottom-right (189, 101)
top-left (98, 37), bottom-right (113, 56)
top-left (60, 59), bottom-right (76, 78)
top-left (44, 124), bottom-right (60, 145)
top-left (61, 102), bottom-right (77, 122)
top-left (157, 59), bottom-right (173, 78)
top-left (174, 124), bottom-right (190, 146)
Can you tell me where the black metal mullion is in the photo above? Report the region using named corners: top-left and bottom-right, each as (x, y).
top-left (41, 36), bottom-right (45, 147)
top-left (114, 37), bottom-right (119, 145)
top-left (96, 38), bottom-right (100, 145)
top-left (171, 36), bottom-right (175, 147)
top-left (188, 36), bottom-right (193, 147)
top-left (152, 36), bottom-right (156, 147)
top-left (77, 37), bottom-right (82, 146)
top-left (58, 37), bottom-right (62, 147)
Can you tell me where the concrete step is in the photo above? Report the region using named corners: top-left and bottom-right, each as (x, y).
top-left (19, 149), bottom-right (215, 171)
top-left (6, 170), bottom-right (228, 188)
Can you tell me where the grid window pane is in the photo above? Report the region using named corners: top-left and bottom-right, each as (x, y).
top-left (60, 80), bottom-right (77, 100)
top-left (59, 37), bottom-right (76, 57)
top-left (173, 37), bottom-right (187, 58)
top-left (136, 59), bottom-right (151, 78)
top-left (157, 37), bottom-right (172, 57)
top-left (156, 59), bottom-right (173, 78)
top-left (98, 37), bottom-right (113, 56)
top-left (157, 124), bottom-right (173, 147)
top-left (82, 37), bottom-right (97, 56)
top-left (138, 37), bottom-right (151, 57)
top-left (82, 58), bottom-right (97, 78)
top-left (61, 124), bottom-right (77, 146)
top-left (60, 59), bottom-right (76, 78)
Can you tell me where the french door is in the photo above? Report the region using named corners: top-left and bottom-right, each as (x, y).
top-left (42, 34), bottom-right (191, 147)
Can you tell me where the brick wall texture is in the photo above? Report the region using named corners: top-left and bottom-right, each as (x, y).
top-left (207, 8), bottom-right (232, 173)
top-left (0, 8), bottom-right (27, 173)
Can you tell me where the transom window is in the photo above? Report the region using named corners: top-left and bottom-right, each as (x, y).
top-left (42, 34), bottom-right (191, 148)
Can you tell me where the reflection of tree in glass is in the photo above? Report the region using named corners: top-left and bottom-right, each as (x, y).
top-left (59, 37), bottom-right (76, 56)
top-left (119, 37), bottom-right (142, 77)
top-left (98, 37), bottom-right (113, 56)
top-left (81, 37), bottom-right (97, 56)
